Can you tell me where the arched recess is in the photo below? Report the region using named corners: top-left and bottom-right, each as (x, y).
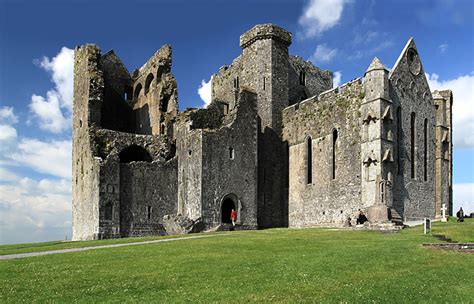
top-left (119, 145), bottom-right (152, 163)
top-left (144, 73), bottom-right (154, 95)
top-left (220, 193), bottom-right (241, 224)
top-left (133, 83), bottom-right (142, 100)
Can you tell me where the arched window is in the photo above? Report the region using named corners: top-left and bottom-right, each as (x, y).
top-left (119, 145), bottom-right (152, 163)
top-left (306, 136), bottom-right (312, 184)
top-left (410, 112), bottom-right (416, 179)
top-left (332, 129), bottom-right (338, 179)
top-left (424, 118), bottom-right (428, 181)
top-left (144, 73), bottom-right (154, 95)
top-left (397, 107), bottom-right (402, 175)
top-left (133, 83), bottom-right (142, 100)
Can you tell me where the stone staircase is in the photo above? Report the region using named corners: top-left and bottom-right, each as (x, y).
top-left (388, 208), bottom-right (404, 226)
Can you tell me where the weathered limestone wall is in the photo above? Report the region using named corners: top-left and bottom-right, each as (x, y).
top-left (201, 90), bottom-right (259, 228)
top-left (119, 159), bottom-right (177, 237)
top-left (433, 90), bottom-right (453, 217)
top-left (176, 118), bottom-right (203, 220)
top-left (72, 45), bottom-right (103, 240)
top-left (131, 45), bottom-right (178, 137)
top-left (389, 39), bottom-right (436, 221)
top-left (283, 79), bottom-right (364, 227)
top-left (288, 55), bottom-right (333, 105)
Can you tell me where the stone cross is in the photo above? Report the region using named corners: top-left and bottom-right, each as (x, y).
top-left (441, 203), bottom-right (447, 222)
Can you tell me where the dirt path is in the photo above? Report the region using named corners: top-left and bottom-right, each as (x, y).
top-left (0, 234), bottom-right (226, 260)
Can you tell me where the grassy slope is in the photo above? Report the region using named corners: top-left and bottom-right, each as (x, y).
top-left (1, 221), bottom-right (473, 303)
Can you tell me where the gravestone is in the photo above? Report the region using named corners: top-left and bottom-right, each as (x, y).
top-left (424, 218), bottom-right (431, 234)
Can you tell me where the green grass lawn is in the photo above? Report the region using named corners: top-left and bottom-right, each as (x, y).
top-left (1, 220), bottom-right (473, 303)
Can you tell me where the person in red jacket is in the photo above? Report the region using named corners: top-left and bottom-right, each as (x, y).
top-left (230, 208), bottom-right (237, 226)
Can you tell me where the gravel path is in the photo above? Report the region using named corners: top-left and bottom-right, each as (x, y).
top-left (0, 234), bottom-right (225, 260)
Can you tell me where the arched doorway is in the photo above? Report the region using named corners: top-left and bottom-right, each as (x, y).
top-left (221, 197), bottom-right (235, 224)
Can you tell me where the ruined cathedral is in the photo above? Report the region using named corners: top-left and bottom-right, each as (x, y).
top-left (72, 24), bottom-right (453, 240)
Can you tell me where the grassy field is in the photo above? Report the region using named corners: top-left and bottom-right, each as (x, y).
top-left (1, 219), bottom-right (473, 303)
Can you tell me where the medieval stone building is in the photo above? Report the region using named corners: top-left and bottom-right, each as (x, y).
top-left (72, 24), bottom-right (453, 240)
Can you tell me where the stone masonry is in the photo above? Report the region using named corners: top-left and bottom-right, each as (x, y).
top-left (72, 24), bottom-right (453, 240)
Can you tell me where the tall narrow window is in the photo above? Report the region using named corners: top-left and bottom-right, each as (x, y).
top-left (299, 71), bottom-right (306, 85)
top-left (397, 107), bottom-right (402, 175)
top-left (147, 206), bottom-right (152, 220)
top-left (410, 112), bottom-right (416, 179)
top-left (263, 77), bottom-right (266, 90)
top-left (332, 129), bottom-right (338, 179)
top-left (229, 147), bottom-right (235, 160)
top-left (306, 137), bottom-right (312, 184)
top-left (423, 118), bottom-right (428, 181)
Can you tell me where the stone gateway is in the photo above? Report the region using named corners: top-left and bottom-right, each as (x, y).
top-left (72, 24), bottom-right (453, 240)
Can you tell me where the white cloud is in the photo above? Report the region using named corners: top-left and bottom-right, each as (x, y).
top-left (453, 183), bottom-right (474, 215)
top-left (438, 43), bottom-right (448, 54)
top-left (0, 177), bottom-right (71, 244)
top-left (310, 44), bottom-right (338, 63)
top-left (0, 125), bottom-right (17, 142)
top-left (299, 0), bottom-right (349, 38)
top-left (198, 77), bottom-right (212, 108)
top-left (0, 106), bottom-right (18, 146)
top-left (11, 138), bottom-right (72, 179)
top-left (426, 73), bottom-right (474, 148)
top-left (0, 106), bottom-right (18, 124)
top-left (30, 47), bottom-right (74, 133)
top-left (0, 167), bottom-right (18, 182)
top-left (333, 71), bottom-right (342, 88)
top-left (30, 93), bottom-right (70, 133)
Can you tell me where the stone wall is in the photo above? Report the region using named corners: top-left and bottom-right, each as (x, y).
top-left (388, 39), bottom-right (436, 221)
top-left (283, 79), bottom-right (364, 227)
top-left (72, 45), bottom-right (103, 240)
top-left (200, 90), bottom-right (259, 228)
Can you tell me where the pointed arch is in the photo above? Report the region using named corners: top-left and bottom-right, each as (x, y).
top-left (133, 83), bottom-right (142, 100)
top-left (410, 112), bottom-right (416, 179)
top-left (144, 73), bottom-right (154, 95)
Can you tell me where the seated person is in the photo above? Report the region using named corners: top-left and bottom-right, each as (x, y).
top-left (356, 210), bottom-right (368, 225)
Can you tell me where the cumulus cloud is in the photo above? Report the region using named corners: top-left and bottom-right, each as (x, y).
top-left (30, 47), bottom-right (74, 133)
top-left (198, 77), bottom-right (212, 108)
top-left (310, 44), bottom-right (338, 64)
top-left (333, 71), bottom-right (342, 88)
top-left (453, 183), bottom-right (474, 214)
top-left (10, 138), bottom-right (72, 179)
top-left (0, 177), bottom-right (71, 244)
top-left (0, 106), bottom-right (19, 145)
top-left (426, 73), bottom-right (474, 148)
top-left (299, 0), bottom-right (349, 38)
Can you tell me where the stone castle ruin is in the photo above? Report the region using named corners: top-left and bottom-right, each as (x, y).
top-left (72, 24), bottom-right (453, 240)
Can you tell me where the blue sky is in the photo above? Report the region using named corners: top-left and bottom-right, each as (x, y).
top-left (0, 0), bottom-right (473, 244)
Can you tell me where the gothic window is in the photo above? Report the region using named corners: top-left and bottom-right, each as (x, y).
top-left (424, 118), bottom-right (428, 181)
top-left (133, 83), bottom-right (142, 100)
top-left (397, 107), bottom-right (402, 175)
top-left (332, 129), bottom-right (338, 179)
top-left (410, 112), bottom-right (416, 179)
top-left (306, 136), bottom-right (312, 184)
top-left (144, 73), bottom-right (154, 95)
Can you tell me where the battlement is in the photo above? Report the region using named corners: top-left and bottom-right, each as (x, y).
top-left (239, 24), bottom-right (292, 49)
